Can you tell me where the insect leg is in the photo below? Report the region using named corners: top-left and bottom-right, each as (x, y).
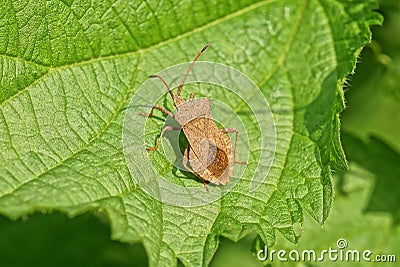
top-left (222, 128), bottom-right (247, 164)
top-left (189, 92), bottom-right (195, 101)
top-left (146, 126), bottom-right (181, 151)
top-left (182, 144), bottom-right (192, 171)
top-left (140, 104), bottom-right (174, 118)
top-left (183, 145), bottom-right (209, 192)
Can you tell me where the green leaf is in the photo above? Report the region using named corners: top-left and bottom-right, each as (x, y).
top-left (0, 1), bottom-right (381, 266)
top-left (258, 137), bottom-right (400, 266)
top-left (341, 133), bottom-right (400, 224)
top-left (0, 213), bottom-right (148, 267)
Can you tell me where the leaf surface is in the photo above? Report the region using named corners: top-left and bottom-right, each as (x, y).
top-left (0, 1), bottom-right (381, 266)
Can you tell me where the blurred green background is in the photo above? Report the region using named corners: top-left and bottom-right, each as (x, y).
top-left (0, 1), bottom-right (399, 266)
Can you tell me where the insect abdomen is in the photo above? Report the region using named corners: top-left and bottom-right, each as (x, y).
top-left (206, 148), bottom-right (229, 178)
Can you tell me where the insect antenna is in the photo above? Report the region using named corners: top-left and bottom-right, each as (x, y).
top-left (177, 43), bottom-right (211, 96)
top-left (148, 75), bottom-right (175, 101)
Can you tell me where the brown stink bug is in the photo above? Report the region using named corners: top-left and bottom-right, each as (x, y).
top-left (143, 43), bottom-right (241, 191)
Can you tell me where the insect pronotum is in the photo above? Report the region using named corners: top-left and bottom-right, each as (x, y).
top-left (144, 43), bottom-right (241, 191)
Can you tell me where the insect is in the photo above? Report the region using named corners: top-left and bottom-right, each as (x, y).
top-left (143, 43), bottom-right (241, 191)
